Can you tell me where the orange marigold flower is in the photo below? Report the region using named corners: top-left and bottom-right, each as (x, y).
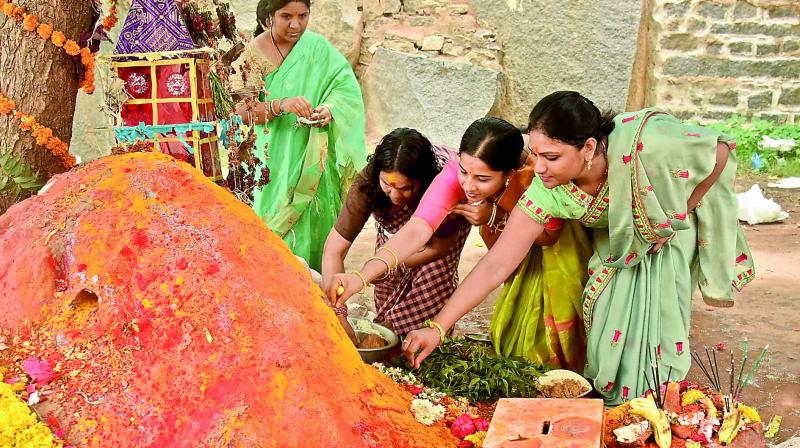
top-left (34, 128), bottom-right (53, 145)
top-left (0, 95), bottom-right (15, 114)
top-left (46, 136), bottom-right (63, 151)
top-left (63, 154), bottom-right (76, 169)
top-left (51, 31), bottom-right (65, 47)
top-left (36, 23), bottom-right (52, 40)
top-left (1, 3), bottom-right (14, 16)
top-left (80, 48), bottom-right (94, 65)
top-left (82, 84), bottom-right (96, 95)
top-left (102, 14), bottom-right (118, 30)
top-left (22, 13), bottom-right (38, 31)
top-left (64, 40), bottom-right (80, 56)
top-left (12, 5), bottom-right (24, 19)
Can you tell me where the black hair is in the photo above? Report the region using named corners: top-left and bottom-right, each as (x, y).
top-left (459, 117), bottom-right (524, 173)
top-left (527, 91), bottom-right (616, 152)
top-left (361, 128), bottom-right (439, 211)
top-left (254, 0), bottom-right (311, 37)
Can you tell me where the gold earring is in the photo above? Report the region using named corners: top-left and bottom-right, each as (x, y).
top-left (587, 159), bottom-right (593, 171)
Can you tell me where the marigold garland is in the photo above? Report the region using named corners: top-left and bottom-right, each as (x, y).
top-left (2, 1), bottom-right (97, 94)
top-left (101, 0), bottom-right (119, 31)
top-left (0, 91), bottom-right (76, 169)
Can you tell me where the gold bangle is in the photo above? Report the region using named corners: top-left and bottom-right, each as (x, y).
top-left (377, 246), bottom-right (399, 269)
top-left (425, 319), bottom-right (446, 345)
top-left (350, 270), bottom-right (368, 292)
top-left (367, 256), bottom-right (391, 280)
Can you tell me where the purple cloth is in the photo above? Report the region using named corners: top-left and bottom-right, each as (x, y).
top-left (115, 0), bottom-right (194, 54)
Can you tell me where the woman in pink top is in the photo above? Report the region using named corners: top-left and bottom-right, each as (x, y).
top-left (329, 117), bottom-right (563, 311)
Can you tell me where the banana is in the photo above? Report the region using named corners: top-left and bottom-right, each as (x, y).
top-left (629, 396), bottom-right (672, 448)
top-left (718, 407), bottom-right (742, 446)
top-left (736, 402), bottom-right (761, 423)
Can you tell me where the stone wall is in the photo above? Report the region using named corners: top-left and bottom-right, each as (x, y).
top-left (69, 0), bottom-right (800, 163)
top-left (642, 0), bottom-right (800, 124)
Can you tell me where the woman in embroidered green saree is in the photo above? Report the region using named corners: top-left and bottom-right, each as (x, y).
top-left (234, 0), bottom-right (366, 271)
top-left (402, 91), bottom-right (754, 405)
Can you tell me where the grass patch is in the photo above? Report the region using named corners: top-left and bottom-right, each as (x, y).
top-left (705, 115), bottom-right (800, 177)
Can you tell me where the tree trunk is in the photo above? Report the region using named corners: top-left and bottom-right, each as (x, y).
top-left (0, 0), bottom-right (94, 209)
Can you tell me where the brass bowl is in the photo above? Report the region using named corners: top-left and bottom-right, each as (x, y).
top-left (348, 318), bottom-right (400, 364)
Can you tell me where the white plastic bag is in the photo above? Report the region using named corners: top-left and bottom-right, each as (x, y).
top-left (760, 135), bottom-right (796, 153)
top-left (767, 177), bottom-right (800, 189)
top-left (736, 184), bottom-right (789, 225)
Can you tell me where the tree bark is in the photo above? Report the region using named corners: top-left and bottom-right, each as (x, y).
top-left (0, 0), bottom-right (94, 207)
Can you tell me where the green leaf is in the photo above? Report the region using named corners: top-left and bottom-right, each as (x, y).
top-left (0, 149), bottom-right (42, 201)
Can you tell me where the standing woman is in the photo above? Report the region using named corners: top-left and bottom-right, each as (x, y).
top-left (234, 0), bottom-right (366, 271)
top-left (402, 92), bottom-right (754, 405)
top-left (322, 128), bottom-right (471, 336)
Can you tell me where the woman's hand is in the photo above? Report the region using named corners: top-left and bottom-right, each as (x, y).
top-left (402, 328), bottom-right (442, 368)
top-left (280, 96), bottom-right (314, 118)
top-left (312, 105), bottom-right (332, 127)
top-left (451, 201), bottom-right (494, 226)
top-left (234, 98), bottom-right (253, 117)
top-left (649, 235), bottom-right (671, 254)
top-left (327, 272), bottom-right (364, 307)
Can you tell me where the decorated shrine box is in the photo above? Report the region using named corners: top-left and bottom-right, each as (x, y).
top-left (483, 398), bottom-right (604, 448)
top-left (111, 0), bottom-right (223, 180)
top-left (113, 53), bottom-right (222, 180)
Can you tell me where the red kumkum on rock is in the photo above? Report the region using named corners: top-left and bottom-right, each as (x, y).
top-left (0, 152), bottom-right (457, 447)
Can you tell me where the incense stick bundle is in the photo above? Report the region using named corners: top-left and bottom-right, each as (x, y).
top-left (737, 345), bottom-right (768, 398)
top-left (691, 351), bottom-right (717, 389)
top-left (729, 351), bottom-right (735, 398)
top-left (704, 346), bottom-right (720, 391)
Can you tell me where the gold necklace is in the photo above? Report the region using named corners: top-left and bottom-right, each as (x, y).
top-left (594, 168), bottom-right (608, 197)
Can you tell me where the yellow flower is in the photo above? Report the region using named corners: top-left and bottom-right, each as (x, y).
top-left (465, 431), bottom-right (487, 447)
top-left (0, 381), bottom-right (62, 447)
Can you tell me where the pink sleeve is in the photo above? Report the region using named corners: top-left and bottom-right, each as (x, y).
top-left (412, 158), bottom-right (466, 231)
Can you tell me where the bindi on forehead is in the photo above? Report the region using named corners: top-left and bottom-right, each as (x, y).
top-left (385, 172), bottom-right (402, 184)
top-left (381, 173), bottom-right (410, 189)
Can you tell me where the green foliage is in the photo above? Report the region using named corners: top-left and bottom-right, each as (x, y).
top-left (209, 71), bottom-right (235, 118)
top-left (0, 149), bottom-right (43, 204)
top-left (706, 115), bottom-right (800, 177)
top-left (408, 339), bottom-right (542, 403)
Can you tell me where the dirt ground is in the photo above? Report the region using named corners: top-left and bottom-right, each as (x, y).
top-left (344, 174), bottom-right (799, 442)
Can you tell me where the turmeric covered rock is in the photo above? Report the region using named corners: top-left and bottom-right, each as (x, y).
top-left (0, 153), bottom-right (456, 447)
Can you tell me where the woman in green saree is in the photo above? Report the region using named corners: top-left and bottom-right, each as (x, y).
top-left (234, 0), bottom-right (366, 271)
top-left (402, 91), bottom-right (754, 405)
